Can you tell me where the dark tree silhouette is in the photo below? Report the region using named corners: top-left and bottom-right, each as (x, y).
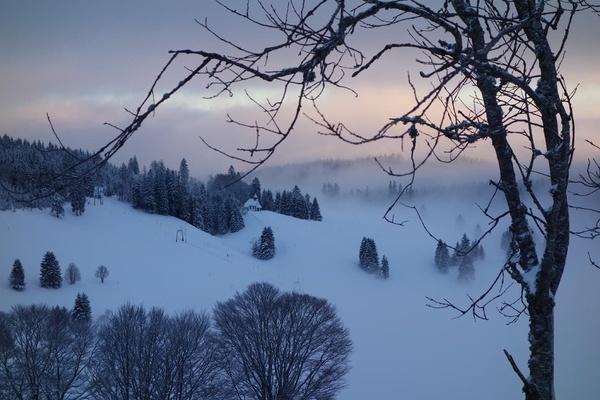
top-left (359, 237), bottom-right (379, 273)
top-left (89, 304), bottom-right (220, 400)
top-left (72, 292), bottom-right (92, 322)
top-left (310, 197), bottom-right (323, 221)
top-left (458, 254), bottom-right (476, 282)
top-left (381, 255), bottom-right (390, 279)
top-left (0, 304), bottom-right (95, 399)
top-left (94, 265), bottom-right (109, 284)
top-left (434, 240), bottom-right (450, 274)
top-left (40, 251), bottom-right (62, 288)
top-left (51, 194), bottom-right (65, 218)
top-left (9, 259), bottom-right (25, 291)
top-left (213, 282), bottom-right (352, 400)
top-left (251, 177), bottom-right (261, 199)
top-left (253, 226), bottom-right (275, 260)
top-left (64, 262), bottom-right (82, 285)
top-left (69, 181), bottom-right (86, 216)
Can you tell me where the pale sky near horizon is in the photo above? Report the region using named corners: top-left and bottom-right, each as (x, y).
top-left (1, 1), bottom-right (599, 179)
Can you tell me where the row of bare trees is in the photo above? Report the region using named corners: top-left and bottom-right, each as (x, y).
top-left (0, 305), bottom-right (94, 400)
top-left (0, 283), bottom-right (352, 400)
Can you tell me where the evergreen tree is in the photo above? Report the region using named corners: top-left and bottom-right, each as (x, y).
top-left (434, 240), bottom-right (450, 274)
top-left (453, 233), bottom-right (475, 281)
top-left (359, 237), bottom-right (379, 273)
top-left (178, 158), bottom-right (190, 187)
top-left (381, 255), bottom-right (390, 279)
top-left (310, 197), bottom-right (323, 221)
top-left (64, 262), bottom-right (82, 285)
top-left (434, 239), bottom-right (443, 266)
top-left (189, 194), bottom-right (205, 231)
top-left (449, 241), bottom-right (460, 266)
top-left (128, 155), bottom-right (140, 175)
top-left (178, 188), bottom-right (191, 222)
top-left (40, 251), bottom-right (62, 288)
top-left (214, 194), bottom-right (229, 235)
top-left (458, 254), bottom-right (475, 282)
top-left (166, 169), bottom-right (177, 215)
top-left (72, 292), bottom-right (92, 322)
top-left (388, 181), bottom-right (402, 198)
top-left (450, 234), bottom-right (471, 267)
top-left (131, 181), bottom-right (143, 209)
top-left (251, 177), bottom-right (261, 199)
top-left (261, 189), bottom-right (275, 211)
top-left (9, 258), bottom-right (25, 291)
top-left (289, 186), bottom-right (309, 219)
top-left (69, 182), bottom-right (86, 216)
top-left (175, 158), bottom-right (190, 220)
top-left (459, 233), bottom-right (471, 254)
top-left (153, 161), bottom-right (169, 215)
top-left (471, 242), bottom-right (486, 261)
top-left (228, 165), bottom-right (237, 178)
top-left (141, 169), bottom-right (156, 212)
top-left (280, 190), bottom-right (291, 215)
top-left (366, 238), bottom-right (380, 273)
top-left (274, 191), bottom-right (282, 212)
top-left (189, 183), bottom-right (210, 232)
top-left (359, 237), bottom-right (369, 270)
top-left (228, 200), bottom-right (245, 233)
top-left (253, 226), bottom-right (275, 260)
top-left (51, 194), bottom-right (65, 218)
top-left (304, 193), bottom-right (311, 213)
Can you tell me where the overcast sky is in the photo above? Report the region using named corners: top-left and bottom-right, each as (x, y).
top-left (1, 1), bottom-right (599, 179)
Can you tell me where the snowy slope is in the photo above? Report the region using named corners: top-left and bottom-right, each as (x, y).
top-left (1, 194), bottom-right (599, 399)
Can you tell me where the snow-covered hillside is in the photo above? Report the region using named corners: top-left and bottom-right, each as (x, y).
top-left (1, 193), bottom-right (599, 399)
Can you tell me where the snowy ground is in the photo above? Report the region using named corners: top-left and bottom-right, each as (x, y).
top-left (1, 190), bottom-right (599, 399)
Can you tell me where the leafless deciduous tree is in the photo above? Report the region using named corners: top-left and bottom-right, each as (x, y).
top-left (0, 304), bottom-right (96, 400)
top-left (160, 311), bottom-right (223, 400)
top-left (89, 304), bottom-right (220, 400)
top-left (73, 1), bottom-right (599, 399)
top-left (64, 262), bottom-right (82, 285)
top-left (94, 265), bottom-right (109, 284)
top-left (213, 282), bottom-right (352, 400)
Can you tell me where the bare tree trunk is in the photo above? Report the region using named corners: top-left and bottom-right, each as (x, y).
top-left (452, 2), bottom-right (572, 398)
top-left (526, 289), bottom-right (555, 400)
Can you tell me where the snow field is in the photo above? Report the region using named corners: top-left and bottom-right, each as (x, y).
top-left (0, 192), bottom-right (598, 399)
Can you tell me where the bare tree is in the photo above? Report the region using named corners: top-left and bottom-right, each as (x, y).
top-left (159, 311), bottom-right (224, 400)
top-left (94, 265), bottom-right (109, 284)
top-left (90, 303), bottom-right (146, 400)
top-left (213, 282), bottom-right (352, 400)
top-left (64, 262), bottom-right (82, 285)
top-left (67, 1), bottom-right (598, 399)
top-left (42, 306), bottom-right (96, 400)
top-left (90, 303), bottom-right (219, 400)
top-left (94, 305), bottom-right (170, 400)
top-left (0, 304), bottom-right (95, 400)
top-left (0, 312), bottom-right (12, 399)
